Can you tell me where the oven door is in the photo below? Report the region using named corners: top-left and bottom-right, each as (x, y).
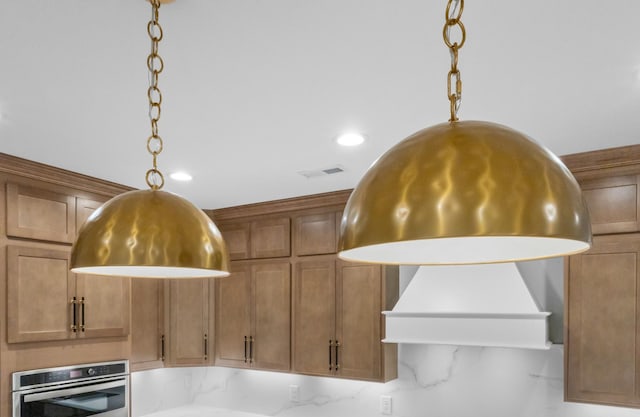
top-left (13, 376), bottom-right (128, 417)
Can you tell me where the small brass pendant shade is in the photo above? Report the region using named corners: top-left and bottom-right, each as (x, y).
top-left (338, 121), bottom-right (592, 265)
top-left (71, 189), bottom-right (230, 278)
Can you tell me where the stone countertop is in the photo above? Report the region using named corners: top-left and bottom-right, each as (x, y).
top-left (140, 405), bottom-right (268, 417)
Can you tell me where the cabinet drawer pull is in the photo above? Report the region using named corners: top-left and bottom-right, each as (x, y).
top-left (70, 297), bottom-right (77, 332)
top-left (244, 336), bottom-right (248, 363)
top-left (204, 334), bottom-right (208, 360)
top-left (249, 336), bottom-right (254, 363)
top-left (161, 334), bottom-right (165, 361)
top-left (328, 340), bottom-right (333, 371)
top-left (80, 297), bottom-right (86, 332)
top-left (335, 340), bottom-right (340, 370)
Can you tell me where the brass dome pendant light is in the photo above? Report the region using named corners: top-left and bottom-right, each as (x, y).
top-left (71, 0), bottom-right (230, 278)
top-left (338, 0), bottom-right (591, 265)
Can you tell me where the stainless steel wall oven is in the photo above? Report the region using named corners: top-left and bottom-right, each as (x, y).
top-left (12, 360), bottom-right (129, 417)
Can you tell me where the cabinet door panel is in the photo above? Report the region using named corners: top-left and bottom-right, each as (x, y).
top-left (251, 218), bottom-right (290, 258)
top-left (294, 212), bottom-right (337, 256)
top-left (76, 274), bottom-right (130, 338)
top-left (252, 262), bottom-right (291, 371)
top-left (220, 222), bottom-right (251, 260)
top-left (7, 246), bottom-right (74, 342)
top-left (76, 198), bottom-right (105, 232)
top-left (336, 261), bottom-right (382, 380)
top-left (6, 183), bottom-right (76, 243)
top-left (566, 235), bottom-right (640, 406)
top-left (131, 278), bottom-right (164, 371)
top-left (292, 259), bottom-right (335, 376)
top-left (169, 279), bottom-right (210, 365)
top-left (581, 175), bottom-right (640, 234)
top-left (215, 264), bottom-right (252, 367)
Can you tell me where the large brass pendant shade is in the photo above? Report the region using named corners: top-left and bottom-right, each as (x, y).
top-left (71, 189), bottom-right (230, 278)
top-left (338, 121), bottom-right (592, 265)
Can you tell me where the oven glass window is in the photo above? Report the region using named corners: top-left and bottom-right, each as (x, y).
top-left (21, 382), bottom-right (126, 417)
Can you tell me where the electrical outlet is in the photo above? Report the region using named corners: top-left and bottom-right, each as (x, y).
top-left (289, 385), bottom-right (300, 402)
top-left (380, 395), bottom-right (392, 415)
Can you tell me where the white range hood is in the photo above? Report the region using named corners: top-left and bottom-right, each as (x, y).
top-left (383, 263), bottom-right (551, 349)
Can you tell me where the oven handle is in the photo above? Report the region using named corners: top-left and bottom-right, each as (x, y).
top-left (22, 379), bottom-right (125, 403)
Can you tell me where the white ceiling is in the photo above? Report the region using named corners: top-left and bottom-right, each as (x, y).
top-left (1, 0), bottom-right (639, 209)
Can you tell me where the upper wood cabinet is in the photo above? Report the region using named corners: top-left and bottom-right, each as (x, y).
top-left (293, 211), bottom-right (341, 256)
top-left (292, 256), bottom-right (398, 382)
top-left (579, 174), bottom-right (639, 235)
top-left (76, 197), bottom-right (106, 232)
top-left (131, 279), bottom-right (165, 371)
top-left (566, 234), bottom-right (640, 408)
top-left (166, 278), bottom-right (212, 366)
top-left (6, 183), bottom-right (76, 243)
top-left (215, 261), bottom-right (291, 371)
top-left (6, 182), bottom-right (109, 243)
top-left (6, 245), bottom-right (130, 343)
top-left (220, 222), bottom-right (251, 260)
top-left (219, 217), bottom-right (290, 260)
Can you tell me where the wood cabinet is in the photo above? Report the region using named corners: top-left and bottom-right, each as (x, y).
top-left (293, 211), bottom-right (341, 256)
top-left (215, 261), bottom-right (291, 371)
top-left (292, 256), bottom-right (398, 382)
top-left (563, 145), bottom-right (640, 408)
top-left (219, 217), bottom-right (290, 260)
top-left (131, 278), bottom-right (165, 371)
top-left (566, 234), bottom-right (640, 407)
top-left (6, 245), bottom-right (130, 343)
top-left (580, 174), bottom-right (639, 235)
top-left (6, 182), bottom-right (76, 243)
top-left (166, 278), bottom-right (212, 366)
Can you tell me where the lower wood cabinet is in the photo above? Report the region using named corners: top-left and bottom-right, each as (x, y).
top-left (215, 261), bottom-right (291, 371)
top-left (131, 278), bottom-right (165, 371)
top-left (292, 256), bottom-right (398, 382)
top-left (6, 245), bottom-right (130, 343)
top-left (566, 233), bottom-right (640, 407)
top-left (166, 278), bottom-right (212, 366)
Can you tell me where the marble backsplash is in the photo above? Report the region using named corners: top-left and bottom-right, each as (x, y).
top-left (132, 344), bottom-right (640, 417)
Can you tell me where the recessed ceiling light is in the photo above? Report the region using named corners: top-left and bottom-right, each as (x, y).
top-left (170, 171), bottom-right (193, 182)
top-left (336, 132), bottom-right (365, 147)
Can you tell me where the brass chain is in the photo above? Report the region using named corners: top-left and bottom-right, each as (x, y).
top-left (443, 0), bottom-right (465, 122)
top-left (146, 0), bottom-right (165, 190)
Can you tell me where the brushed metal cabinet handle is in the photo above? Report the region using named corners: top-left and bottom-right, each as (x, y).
top-left (70, 297), bottom-right (77, 332)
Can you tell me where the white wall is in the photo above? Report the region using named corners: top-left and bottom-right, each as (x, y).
top-left (132, 345), bottom-right (640, 417)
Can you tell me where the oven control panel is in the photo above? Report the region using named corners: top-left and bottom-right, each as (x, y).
top-left (13, 360), bottom-right (128, 390)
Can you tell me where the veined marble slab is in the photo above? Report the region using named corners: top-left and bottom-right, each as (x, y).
top-left (140, 405), bottom-right (267, 417)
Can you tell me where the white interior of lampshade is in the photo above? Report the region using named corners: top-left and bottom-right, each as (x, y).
top-left (71, 266), bottom-right (230, 278)
top-left (338, 236), bottom-right (590, 265)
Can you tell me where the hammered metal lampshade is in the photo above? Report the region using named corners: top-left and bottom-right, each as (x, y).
top-left (338, 120), bottom-right (591, 265)
top-left (71, 189), bottom-right (230, 278)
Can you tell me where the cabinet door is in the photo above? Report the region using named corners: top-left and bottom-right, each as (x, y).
top-left (131, 278), bottom-right (165, 371)
top-left (168, 279), bottom-right (211, 366)
top-left (292, 259), bottom-right (335, 376)
top-left (335, 261), bottom-right (382, 380)
top-left (252, 262), bottom-right (291, 371)
top-left (75, 274), bottom-right (130, 338)
top-left (7, 246), bottom-right (75, 342)
top-left (220, 222), bottom-right (251, 260)
top-left (6, 183), bottom-right (76, 243)
top-left (294, 212), bottom-right (337, 256)
top-left (581, 175), bottom-right (640, 234)
top-left (251, 218), bottom-right (290, 258)
top-left (76, 197), bottom-right (106, 232)
top-left (566, 234), bottom-right (640, 407)
top-left (215, 264), bottom-right (252, 368)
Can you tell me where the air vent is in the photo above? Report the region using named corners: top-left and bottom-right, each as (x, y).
top-left (298, 165), bottom-right (345, 179)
